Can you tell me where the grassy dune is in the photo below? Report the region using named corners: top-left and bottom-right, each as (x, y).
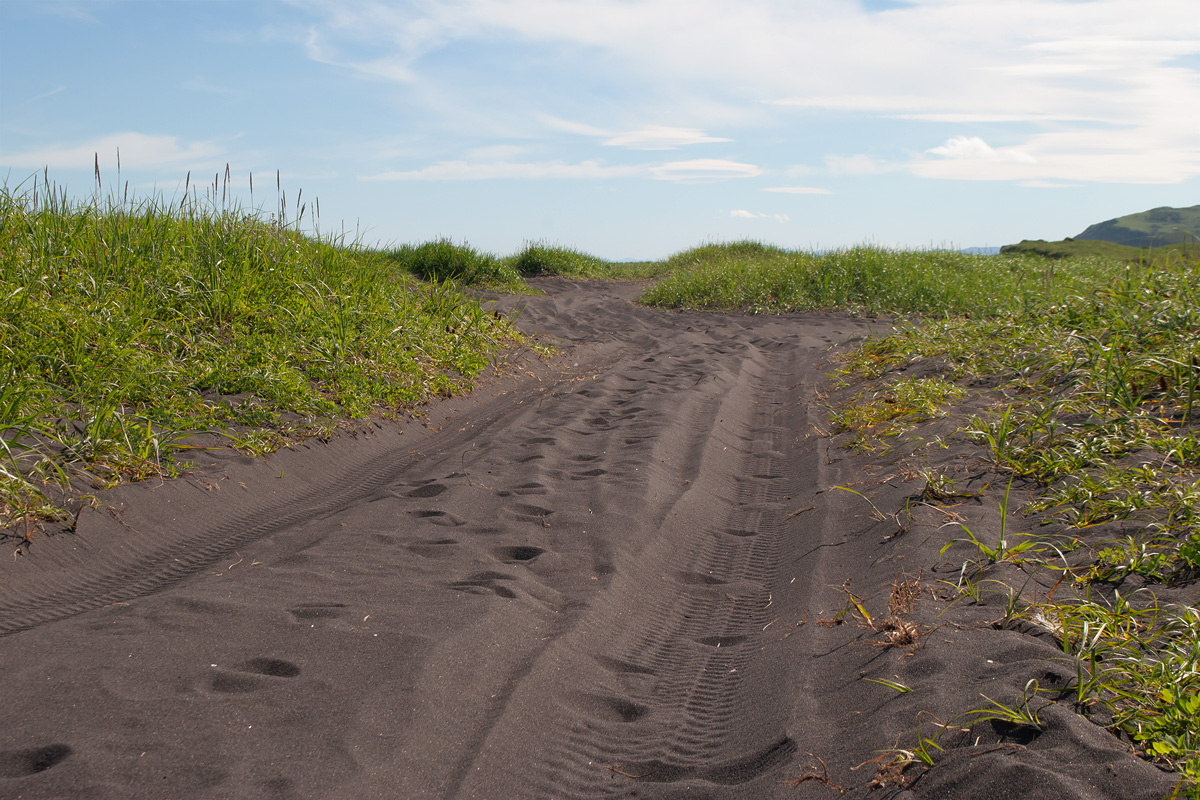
top-left (0, 183), bottom-right (523, 530)
top-left (639, 239), bottom-right (1133, 316)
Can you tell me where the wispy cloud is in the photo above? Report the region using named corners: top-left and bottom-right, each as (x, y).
top-left (762, 186), bottom-right (832, 195)
top-left (825, 155), bottom-right (892, 176)
top-left (17, 86), bottom-right (69, 106)
top-left (651, 159), bottom-right (762, 181)
top-left (27, 1), bottom-right (100, 24)
top-left (602, 126), bottom-right (731, 150)
top-left (361, 160), bottom-right (642, 181)
top-left (285, 0), bottom-right (1200, 185)
top-left (1020, 180), bottom-right (1077, 189)
top-left (730, 209), bottom-right (789, 223)
top-left (2, 132), bottom-right (226, 171)
top-left (181, 76), bottom-right (239, 95)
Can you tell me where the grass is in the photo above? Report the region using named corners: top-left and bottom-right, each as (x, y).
top-left (0, 174), bottom-right (524, 534)
top-left (380, 238), bottom-right (525, 289)
top-left (828, 376), bottom-right (964, 452)
top-left (507, 240), bottom-right (669, 280)
top-left (822, 252), bottom-right (1200, 793)
top-left (1000, 237), bottom-right (1200, 262)
top-left (639, 240), bottom-right (1127, 316)
top-left (380, 239), bottom-right (669, 287)
top-left (635, 239), bottom-right (1199, 792)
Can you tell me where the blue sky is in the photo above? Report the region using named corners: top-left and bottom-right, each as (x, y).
top-left (2, 0), bottom-right (1198, 261)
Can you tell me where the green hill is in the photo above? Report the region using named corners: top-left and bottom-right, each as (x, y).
top-left (999, 238), bottom-right (1145, 260)
top-left (1075, 204), bottom-right (1200, 248)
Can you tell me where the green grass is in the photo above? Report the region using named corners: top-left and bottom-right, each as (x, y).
top-left (1074, 205), bottom-right (1200, 249)
top-left (639, 240), bottom-right (1127, 316)
top-left (379, 238), bottom-right (525, 290)
top-left (1001, 237), bottom-right (1200, 262)
top-left (379, 239), bottom-right (669, 286)
top-left (828, 253), bottom-right (1200, 792)
top-left (507, 240), bottom-right (670, 280)
top-left (637, 240), bottom-right (1199, 791)
top-left (828, 376), bottom-right (964, 452)
top-left (0, 178), bottom-right (523, 532)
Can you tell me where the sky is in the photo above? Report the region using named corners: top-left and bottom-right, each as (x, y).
top-left (2, 0), bottom-right (1199, 261)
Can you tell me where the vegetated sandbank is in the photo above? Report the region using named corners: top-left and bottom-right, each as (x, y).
top-left (2, 187), bottom-right (1195, 798)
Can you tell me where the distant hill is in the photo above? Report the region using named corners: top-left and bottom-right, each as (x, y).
top-left (1000, 237), bottom-right (1199, 262)
top-left (1001, 238), bottom-right (1144, 260)
top-left (1074, 205), bottom-right (1200, 248)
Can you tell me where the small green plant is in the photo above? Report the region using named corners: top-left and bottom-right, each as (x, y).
top-left (968, 679), bottom-right (1049, 731)
top-left (864, 677), bottom-right (913, 693)
top-left (833, 485), bottom-right (890, 522)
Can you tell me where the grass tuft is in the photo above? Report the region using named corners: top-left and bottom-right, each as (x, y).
top-left (380, 238), bottom-right (523, 289)
top-left (0, 177), bottom-right (523, 532)
top-left (640, 242), bottom-right (1127, 317)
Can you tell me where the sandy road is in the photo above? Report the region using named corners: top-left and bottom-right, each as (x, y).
top-left (0, 280), bottom-right (1177, 800)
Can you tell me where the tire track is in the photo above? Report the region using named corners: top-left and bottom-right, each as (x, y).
top-left (0, 343), bottom-right (626, 637)
top-left (451, 331), bottom-right (813, 798)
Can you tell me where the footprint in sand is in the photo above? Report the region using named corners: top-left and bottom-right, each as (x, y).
top-left (407, 509), bottom-right (467, 527)
top-left (491, 545), bottom-right (545, 564)
top-left (496, 482), bottom-right (548, 497)
top-left (406, 538), bottom-right (459, 559)
top-left (407, 482), bottom-right (448, 498)
top-left (0, 744), bottom-right (72, 778)
top-left (207, 657), bottom-right (301, 694)
top-left (449, 571), bottom-right (518, 599)
top-left (569, 468), bottom-right (607, 480)
top-left (288, 602), bottom-right (346, 621)
top-left (565, 691), bottom-right (650, 723)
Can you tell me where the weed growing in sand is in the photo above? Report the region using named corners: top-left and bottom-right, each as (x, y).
top-left (1044, 597), bottom-right (1200, 785)
top-left (0, 172), bottom-right (523, 531)
top-left (828, 248), bottom-right (1200, 789)
top-left (828, 376), bottom-right (965, 452)
top-left (967, 679), bottom-right (1049, 731)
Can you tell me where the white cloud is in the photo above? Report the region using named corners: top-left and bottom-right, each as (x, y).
top-left (762, 186), bottom-right (832, 194)
top-left (1020, 180), bottom-right (1077, 189)
top-left (541, 118), bottom-right (732, 150)
top-left (181, 76), bottom-right (238, 95)
top-left (926, 136), bottom-right (1036, 164)
top-left (286, 0), bottom-right (1200, 185)
top-left (602, 126), bottom-right (732, 150)
top-left (538, 115), bottom-right (613, 138)
top-left (730, 209), bottom-right (789, 223)
top-left (825, 154), bottom-right (891, 175)
top-left (2, 132), bottom-right (226, 171)
top-left (651, 158), bottom-right (762, 181)
top-left (361, 159), bottom-right (642, 180)
top-left (17, 85), bottom-right (68, 106)
top-left (463, 144), bottom-right (528, 161)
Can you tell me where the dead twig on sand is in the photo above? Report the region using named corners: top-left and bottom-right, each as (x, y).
top-left (784, 754), bottom-right (845, 792)
top-left (785, 504), bottom-right (815, 520)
